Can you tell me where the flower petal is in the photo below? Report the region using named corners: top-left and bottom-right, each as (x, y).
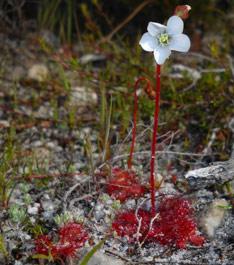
top-left (169, 34), bottom-right (191, 52)
top-left (139, 32), bottom-right (158, 52)
top-left (167, 15), bottom-right (184, 35)
top-left (147, 22), bottom-right (166, 36)
top-left (154, 47), bottom-right (171, 65)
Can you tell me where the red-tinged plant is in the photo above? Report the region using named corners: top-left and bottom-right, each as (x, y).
top-left (106, 167), bottom-right (146, 202)
top-left (35, 235), bottom-right (57, 257)
top-left (112, 197), bottom-right (205, 249)
top-left (148, 197), bottom-right (204, 248)
top-left (112, 209), bottom-right (151, 243)
top-left (57, 222), bottom-right (89, 257)
top-left (127, 5), bottom-right (192, 217)
top-left (34, 222), bottom-right (88, 260)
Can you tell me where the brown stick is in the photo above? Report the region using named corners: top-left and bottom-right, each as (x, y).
top-left (99, 0), bottom-right (153, 43)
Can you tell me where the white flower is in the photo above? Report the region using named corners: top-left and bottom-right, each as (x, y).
top-left (139, 16), bottom-right (191, 65)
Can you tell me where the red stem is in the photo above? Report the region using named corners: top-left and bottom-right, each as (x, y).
top-left (150, 65), bottom-right (161, 216)
top-left (127, 80), bottom-right (138, 169)
top-left (128, 77), bottom-right (151, 169)
top-left (128, 66), bottom-right (161, 217)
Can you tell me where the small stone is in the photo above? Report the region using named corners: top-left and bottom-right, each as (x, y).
top-left (70, 86), bottom-right (98, 107)
top-left (14, 261), bottom-right (23, 265)
top-left (86, 250), bottom-right (124, 265)
top-left (170, 64), bottom-right (201, 80)
top-left (28, 64), bottom-right (49, 82)
top-left (27, 203), bottom-right (40, 215)
top-left (34, 104), bottom-right (52, 119)
top-left (125, 199), bottom-right (136, 209)
top-left (94, 205), bottom-right (105, 221)
top-left (31, 140), bottom-right (43, 148)
top-left (0, 120), bottom-right (10, 128)
top-left (39, 30), bottom-right (60, 47)
top-left (200, 199), bottom-right (229, 238)
top-left (46, 141), bottom-right (63, 152)
top-left (80, 54), bottom-right (106, 64)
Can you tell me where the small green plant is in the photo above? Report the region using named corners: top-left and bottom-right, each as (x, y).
top-left (54, 212), bottom-right (73, 226)
top-left (8, 204), bottom-right (27, 224)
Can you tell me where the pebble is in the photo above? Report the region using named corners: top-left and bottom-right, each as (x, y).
top-left (94, 205), bottom-right (105, 221)
top-left (31, 140), bottom-right (43, 148)
top-left (27, 203), bottom-right (40, 215)
top-left (80, 54), bottom-right (106, 64)
top-left (27, 64), bottom-right (49, 82)
top-left (87, 250), bottom-right (124, 265)
top-left (0, 120), bottom-right (10, 128)
top-left (200, 199), bottom-right (229, 237)
top-left (70, 86), bottom-right (98, 107)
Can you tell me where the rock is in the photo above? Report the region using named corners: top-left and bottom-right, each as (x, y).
top-left (46, 141), bottom-right (63, 152)
top-left (80, 54), bottom-right (106, 65)
top-left (31, 140), bottom-right (43, 148)
top-left (39, 30), bottom-right (60, 48)
top-left (94, 204), bottom-right (105, 221)
top-left (170, 64), bottom-right (201, 80)
top-left (125, 199), bottom-right (136, 209)
top-left (27, 203), bottom-right (40, 215)
top-left (70, 86), bottom-right (98, 107)
top-left (194, 189), bottom-right (214, 211)
top-left (159, 182), bottom-right (178, 195)
top-left (200, 199), bottom-right (229, 238)
top-left (185, 159), bottom-right (234, 190)
top-left (0, 120), bottom-right (10, 128)
top-left (27, 64), bottom-right (49, 82)
top-left (34, 104), bottom-right (52, 119)
top-left (86, 250), bottom-right (124, 265)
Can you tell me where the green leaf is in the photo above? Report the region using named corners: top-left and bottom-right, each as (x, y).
top-left (79, 238), bottom-right (106, 265)
top-left (0, 235), bottom-right (8, 257)
top-left (217, 204), bottom-right (232, 210)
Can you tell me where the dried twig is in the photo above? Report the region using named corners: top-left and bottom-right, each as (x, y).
top-left (63, 176), bottom-right (91, 211)
top-left (99, 0), bottom-right (153, 43)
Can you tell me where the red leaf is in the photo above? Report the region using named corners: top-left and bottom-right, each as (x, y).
top-left (112, 196), bottom-right (205, 249)
top-left (106, 167), bottom-right (146, 202)
top-left (34, 222), bottom-right (89, 259)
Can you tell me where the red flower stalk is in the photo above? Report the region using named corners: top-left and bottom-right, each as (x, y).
top-left (127, 77), bottom-right (151, 169)
top-left (112, 196), bottom-right (205, 249)
top-left (149, 65), bottom-right (161, 216)
top-left (35, 222), bottom-right (89, 260)
top-left (127, 65), bottom-right (161, 216)
top-left (107, 167), bottom-right (146, 202)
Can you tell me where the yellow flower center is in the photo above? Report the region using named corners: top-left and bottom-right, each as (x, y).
top-left (158, 33), bottom-right (170, 46)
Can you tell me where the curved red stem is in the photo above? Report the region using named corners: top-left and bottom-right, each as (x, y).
top-left (127, 77), bottom-right (151, 169)
top-left (128, 65), bottom-right (161, 217)
top-left (150, 65), bottom-right (161, 216)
